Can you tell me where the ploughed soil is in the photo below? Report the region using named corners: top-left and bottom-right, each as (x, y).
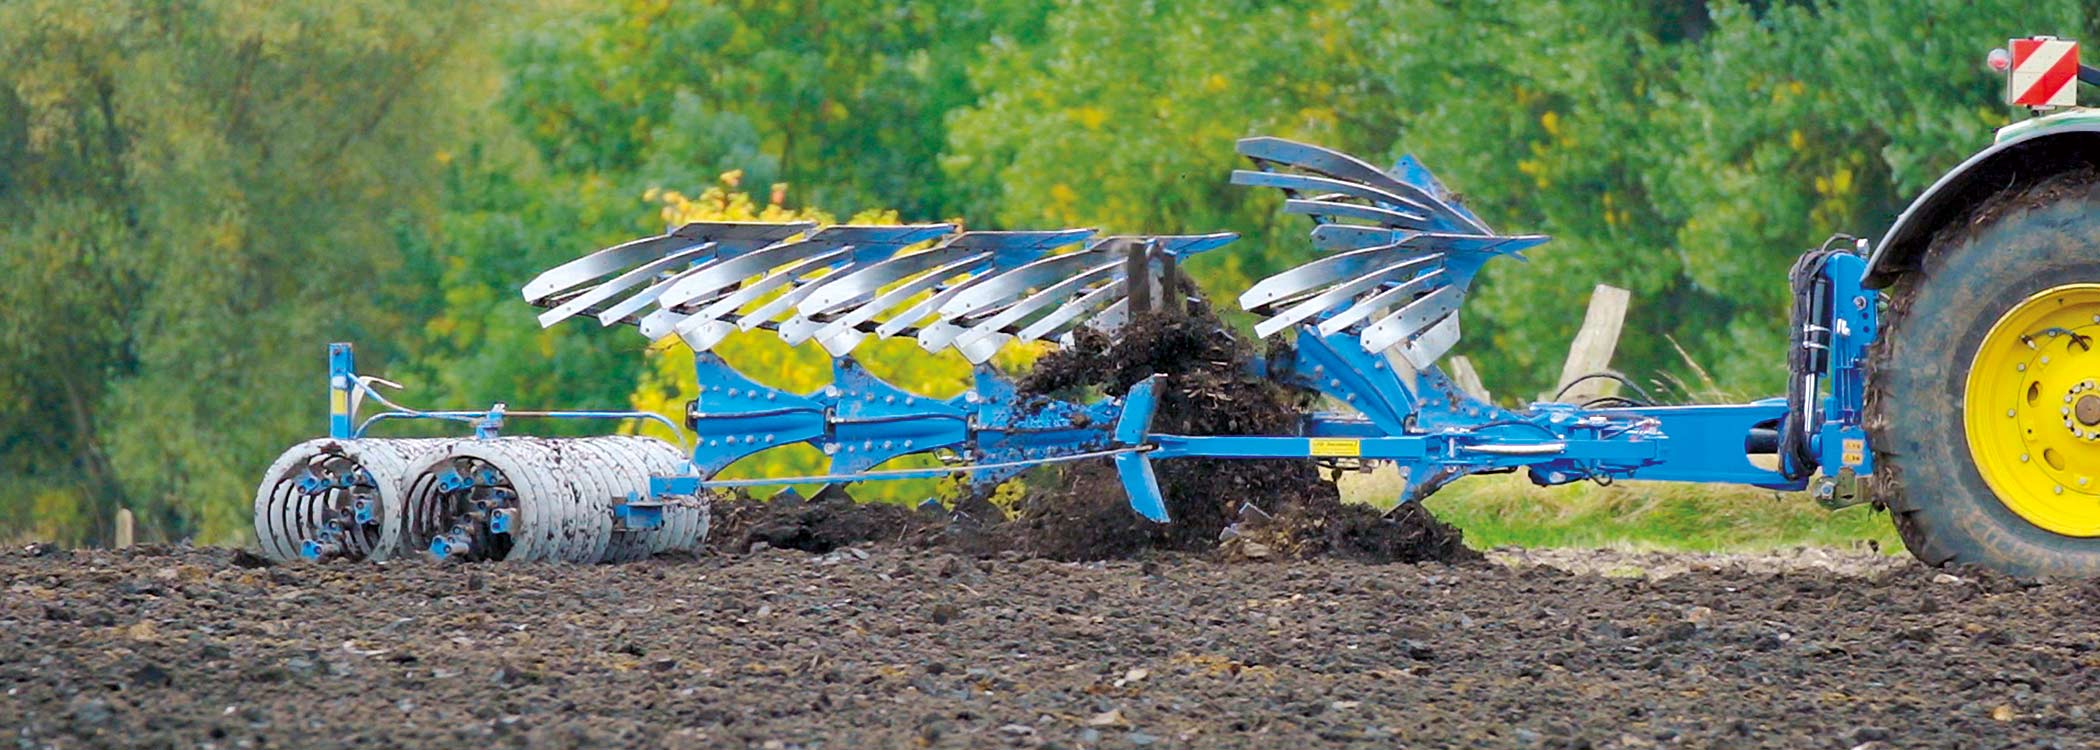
top-left (9, 543), bottom-right (2100, 749)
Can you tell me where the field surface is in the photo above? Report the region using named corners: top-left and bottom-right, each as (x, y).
top-left (5, 544), bottom-right (2098, 749)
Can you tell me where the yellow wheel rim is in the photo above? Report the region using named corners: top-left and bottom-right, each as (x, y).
top-left (1964, 283), bottom-right (2100, 536)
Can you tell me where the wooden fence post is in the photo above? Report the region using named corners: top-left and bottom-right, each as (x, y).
top-left (115, 508), bottom-right (135, 549)
top-left (1548, 284), bottom-right (1632, 403)
top-left (1123, 238), bottom-right (1152, 315)
top-left (1445, 356), bottom-right (1492, 402)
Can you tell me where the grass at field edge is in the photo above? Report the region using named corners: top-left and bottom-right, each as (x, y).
top-left (1340, 469), bottom-right (1904, 554)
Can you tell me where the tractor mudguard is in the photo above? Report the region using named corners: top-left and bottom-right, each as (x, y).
top-left (1865, 117), bottom-right (2100, 289)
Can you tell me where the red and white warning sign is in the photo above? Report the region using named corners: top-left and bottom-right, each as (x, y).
top-left (2008, 37), bottom-right (2079, 108)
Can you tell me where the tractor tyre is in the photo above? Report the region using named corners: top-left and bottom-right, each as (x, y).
top-left (1868, 173), bottom-right (2100, 577)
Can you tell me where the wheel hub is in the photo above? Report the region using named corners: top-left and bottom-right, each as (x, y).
top-left (1964, 284), bottom-right (2100, 536)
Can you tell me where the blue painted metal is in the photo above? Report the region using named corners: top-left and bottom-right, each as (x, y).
top-left (686, 351), bottom-right (827, 477)
top-left (1594, 401), bottom-right (1797, 488)
top-left (300, 539), bottom-right (335, 561)
top-left (1814, 253), bottom-right (1878, 479)
top-left (613, 493), bottom-right (665, 531)
top-left (328, 343), bottom-right (355, 440)
top-left (664, 350), bottom-right (1134, 499)
top-left (824, 358), bottom-right (968, 475)
top-left (1111, 377), bottom-right (1167, 521)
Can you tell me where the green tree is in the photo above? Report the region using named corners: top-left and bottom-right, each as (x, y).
top-left (500, 0), bottom-right (1050, 219)
top-left (0, 0), bottom-right (501, 543)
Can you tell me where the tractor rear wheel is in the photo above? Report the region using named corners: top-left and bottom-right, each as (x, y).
top-left (1870, 175), bottom-right (2100, 577)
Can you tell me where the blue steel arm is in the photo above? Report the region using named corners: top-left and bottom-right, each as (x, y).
top-left (1815, 252), bottom-right (1879, 485)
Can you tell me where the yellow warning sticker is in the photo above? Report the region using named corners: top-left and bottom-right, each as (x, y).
top-left (331, 387), bottom-right (350, 417)
top-left (1309, 438), bottom-right (1362, 457)
top-left (1841, 438), bottom-right (1865, 467)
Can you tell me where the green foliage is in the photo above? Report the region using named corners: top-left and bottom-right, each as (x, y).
top-left (0, 0), bottom-right (504, 542)
top-left (383, 141), bottom-right (655, 425)
top-left (500, 0), bottom-right (1051, 219)
top-left (1408, 474), bottom-right (1903, 553)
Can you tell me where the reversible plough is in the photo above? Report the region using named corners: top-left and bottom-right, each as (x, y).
top-left (257, 135), bottom-right (1872, 564)
top-left (259, 41), bottom-right (2100, 576)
